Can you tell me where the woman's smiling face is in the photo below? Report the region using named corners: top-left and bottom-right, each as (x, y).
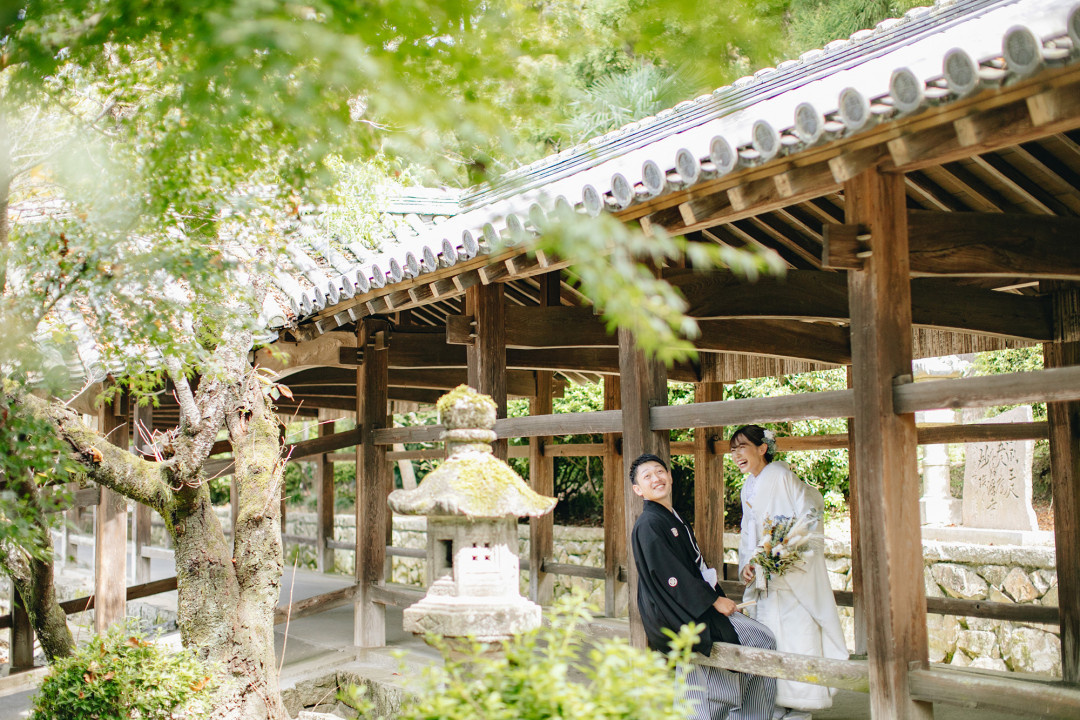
top-left (730, 435), bottom-right (769, 476)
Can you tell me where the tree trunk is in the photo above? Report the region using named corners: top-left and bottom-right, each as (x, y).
top-left (0, 472), bottom-right (74, 662)
top-left (164, 378), bottom-right (287, 720)
top-left (14, 364), bottom-right (289, 720)
top-left (0, 427), bottom-right (75, 663)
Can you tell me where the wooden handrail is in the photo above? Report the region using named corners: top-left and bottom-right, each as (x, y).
top-left (0, 577), bottom-right (179, 630)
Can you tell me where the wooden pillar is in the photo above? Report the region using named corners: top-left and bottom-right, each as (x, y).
top-left (385, 409), bottom-right (395, 582)
top-left (11, 583), bottom-right (34, 669)
top-left (619, 327), bottom-right (669, 649)
top-left (603, 375), bottom-right (627, 617)
top-left (694, 356), bottom-right (726, 575)
top-left (95, 391), bottom-right (128, 633)
top-left (132, 402), bottom-right (153, 584)
top-left (847, 365), bottom-right (868, 656)
top-left (846, 169), bottom-right (932, 719)
top-left (529, 271), bottom-right (559, 605)
top-left (466, 283), bottom-right (507, 460)
top-left (1043, 284), bottom-right (1080, 684)
top-left (529, 371), bottom-right (555, 605)
top-left (280, 426), bottom-right (288, 535)
top-left (355, 318), bottom-right (389, 647)
top-left (315, 411), bottom-right (336, 574)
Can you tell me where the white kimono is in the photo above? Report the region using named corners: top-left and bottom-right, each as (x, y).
top-left (738, 461), bottom-right (848, 712)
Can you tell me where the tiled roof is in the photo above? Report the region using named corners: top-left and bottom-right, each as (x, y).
top-left (272, 0), bottom-right (1080, 330)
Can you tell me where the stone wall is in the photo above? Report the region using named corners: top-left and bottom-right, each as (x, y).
top-left (283, 514), bottom-right (1061, 678)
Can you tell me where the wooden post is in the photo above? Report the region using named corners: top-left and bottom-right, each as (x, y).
top-left (529, 272), bottom-right (559, 605)
top-left (316, 411), bottom-right (336, 574)
top-left (619, 327), bottom-right (669, 649)
top-left (355, 318), bottom-right (389, 647)
top-left (466, 283), bottom-right (507, 460)
top-left (385, 409), bottom-right (395, 582)
top-left (95, 390), bottom-right (128, 634)
top-left (603, 375), bottom-right (628, 616)
top-left (529, 371), bottom-right (555, 605)
top-left (11, 583), bottom-right (34, 669)
top-left (847, 365), bottom-right (868, 656)
top-left (845, 168), bottom-right (932, 719)
top-left (280, 425), bottom-right (288, 536)
top-left (694, 355), bottom-right (726, 576)
top-left (132, 402), bottom-right (153, 584)
top-left (1043, 284), bottom-right (1080, 684)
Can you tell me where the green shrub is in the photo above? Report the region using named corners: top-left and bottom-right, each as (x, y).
top-left (32, 622), bottom-right (216, 720)
top-left (342, 592), bottom-right (702, 720)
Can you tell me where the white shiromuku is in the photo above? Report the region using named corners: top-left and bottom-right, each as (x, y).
top-left (738, 460), bottom-right (848, 712)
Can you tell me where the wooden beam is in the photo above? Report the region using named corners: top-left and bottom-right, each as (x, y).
top-left (667, 268), bottom-right (851, 322)
top-left (95, 391), bottom-right (128, 634)
top-left (906, 211), bottom-right (1080, 279)
top-left (696, 318), bottom-right (850, 365)
top-left (355, 318), bottom-right (389, 648)
top-left (908, 668), bottom-right (1080, 720)
top-left (452, 307), bottom-right (851, 364)
top-left (671, 268), bottom-right (1050, 340)
top-left (888, 79), bottom-right (1080, 174)
top-left (699, 641), bottom-right (870, 694)
top-left (619, 326), bottom-right (669, 649)
top-left (467, 283), bottom-right (508, 460)
top-left (909, 278), bottom-right (1053, 341)
top-left (603, 376), bottom-right (627, 617)
top-left (508, 347), bottom-right (701, 382)
top-left (845, 168), bottom-right (931, 719)
top-left (448, 305), bottom-right (613, 348)
top-left (275, 584), bottom-right (359, 625)
top-left (1043, 284), bottom-right (1080, 684)
top-left (306, 364), bottom-right (553, 399)
top-left (651, 390), bottom-right (854, 430)
top-left (894, 365), bottom-right (1080, 414)
top-left (694, 367), bottom-right (726, 578)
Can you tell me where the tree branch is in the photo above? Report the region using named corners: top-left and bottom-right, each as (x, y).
top-left (17, 393), bottom-right (173, 512)
top-left (165, 355), bottom-right (202, 436)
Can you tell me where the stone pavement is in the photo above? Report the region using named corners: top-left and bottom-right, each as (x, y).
top-left (1, 565), bottom-right (1038, 719)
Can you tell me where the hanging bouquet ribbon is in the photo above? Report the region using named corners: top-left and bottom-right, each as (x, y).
top-left (749, 513), bottom-right (815, 592)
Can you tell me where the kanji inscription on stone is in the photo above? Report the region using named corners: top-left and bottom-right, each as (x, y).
top-left (961, 406), bottom-right (1038, 531)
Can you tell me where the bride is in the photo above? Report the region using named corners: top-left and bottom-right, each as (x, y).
top-left (732, 424), bottom-right (847, 720)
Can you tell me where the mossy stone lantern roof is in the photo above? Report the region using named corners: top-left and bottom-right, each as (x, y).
top-left (388, 385), bottom-right (557, 519)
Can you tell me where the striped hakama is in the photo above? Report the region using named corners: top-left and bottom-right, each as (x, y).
top-left (683, 612), bottom-right (777, 720)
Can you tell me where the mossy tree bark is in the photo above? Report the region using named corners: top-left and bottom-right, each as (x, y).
top-left (16, 324), bottom-right (288, 720)
top-left (0, 471), bottom-right (75, 663)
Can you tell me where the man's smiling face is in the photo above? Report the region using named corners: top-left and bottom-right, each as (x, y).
top-left (632, 460), bottom-right (673, 509)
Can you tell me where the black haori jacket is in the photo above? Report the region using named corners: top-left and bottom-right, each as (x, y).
top-left (631, 500), bottom-right (740, 655)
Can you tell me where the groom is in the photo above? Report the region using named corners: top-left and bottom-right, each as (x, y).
top-left (630, 453), bottom-right (777, 720)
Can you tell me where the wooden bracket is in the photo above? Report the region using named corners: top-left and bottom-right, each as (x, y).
top-left (445, 315), bottom-right (477, 346)
top-left (822, 223), bottom-right (871, 270)
top-left (337, 348), bottom-right (365, 365)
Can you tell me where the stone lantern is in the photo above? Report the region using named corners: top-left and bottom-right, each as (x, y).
top-left (387, 385), bottom-right (557, 644)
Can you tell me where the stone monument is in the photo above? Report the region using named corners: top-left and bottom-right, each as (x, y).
top-left (914, 356), bottom-right (969, 526)
top-left (387, 385), bottom-right (557, 645)
top-left (961, 405), bottom-right (1038, 531)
